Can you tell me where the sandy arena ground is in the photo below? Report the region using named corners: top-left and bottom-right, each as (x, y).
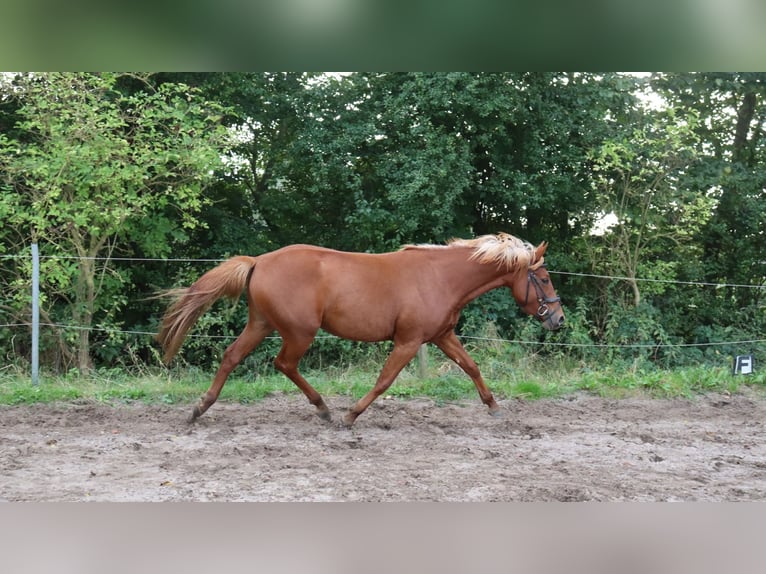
top-left (1, 390), bottom-right (765, 501)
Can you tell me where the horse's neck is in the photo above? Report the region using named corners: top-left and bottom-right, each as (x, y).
top-left (432, 248), bottom-right (515, 306)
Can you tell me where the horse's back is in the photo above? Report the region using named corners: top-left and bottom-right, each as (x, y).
top-left (259, 244), bottom-right (405, 280)
top-left (250, 245), bottom-right (426, 341)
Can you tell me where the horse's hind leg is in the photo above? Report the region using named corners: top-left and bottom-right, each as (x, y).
top-left (190, 320), bottom-right (272, 423)
top-left (273, 334), bottom-right (331, 421)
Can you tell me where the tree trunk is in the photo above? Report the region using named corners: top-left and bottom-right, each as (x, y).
top-left (706, 89), bottom-right (758, 286)
top-left (77, 328), bottom-right (92, 375)
top-left (629, 277), bottom-right (641, 307)
top-left (73, 257), bottom-right (95, 375)
top-left (732, 91), bottom-right (756, 164)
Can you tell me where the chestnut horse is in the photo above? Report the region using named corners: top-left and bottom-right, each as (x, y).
top-left (157, 233), bottom-right (564, 426)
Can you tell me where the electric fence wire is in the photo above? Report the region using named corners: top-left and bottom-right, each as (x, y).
top-left (2, 253), bottom-right (764, 350)
top-left (3, 321), bottom-right (765, 350)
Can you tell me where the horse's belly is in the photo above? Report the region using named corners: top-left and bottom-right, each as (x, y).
top-left (320, 311), bottom-right (394, 342)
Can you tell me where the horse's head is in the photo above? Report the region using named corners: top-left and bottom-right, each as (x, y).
top-left (509, 242), bottom-right (565, 331)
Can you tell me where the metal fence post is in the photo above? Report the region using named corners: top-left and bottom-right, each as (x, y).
top-left (31, 243), bottom-right (39, 386)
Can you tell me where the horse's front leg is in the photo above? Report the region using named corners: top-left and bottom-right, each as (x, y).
top-left (432, 331), bottom-right (501, 416)
top-left (343, 340), bottom-right (421, 427)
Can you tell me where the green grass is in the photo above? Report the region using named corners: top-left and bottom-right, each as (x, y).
top-left (1, 357), bottom-right (764, 408)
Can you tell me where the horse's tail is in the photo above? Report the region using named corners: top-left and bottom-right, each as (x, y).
top-left (156, 256), bottom-right (258, 364)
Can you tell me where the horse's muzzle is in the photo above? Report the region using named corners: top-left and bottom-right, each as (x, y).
top-left (542, 311), bottom-right (565, 331)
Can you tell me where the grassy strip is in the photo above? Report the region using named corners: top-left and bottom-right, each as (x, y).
top-left (1, 359), bottom-right (764, 407)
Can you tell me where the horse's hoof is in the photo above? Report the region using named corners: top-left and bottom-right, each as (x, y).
top-left (341, 412), bottom-right (357, 428)
top-left (488, 407), bottom-right (504, 418)
top-left (187, 405), bottom-right (202, 424)
top-left (317, 408), bottom-right (332, 422)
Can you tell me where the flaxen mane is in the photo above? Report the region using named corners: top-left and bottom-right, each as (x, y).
top-left (403, 233), bottom-right (542, 270)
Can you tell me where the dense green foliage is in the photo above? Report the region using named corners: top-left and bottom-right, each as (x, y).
top-left (1, 72), bottom-right (765, 379)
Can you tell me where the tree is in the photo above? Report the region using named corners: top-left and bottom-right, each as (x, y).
top-left (157, 73), bottom-right (323, 253)
top-left (653, 73), bottom-right (766, 291)
top-left (588, 108), bottom-right (702, 307)
top-left (0, 73), bottom-right (230, 373)
top-left (264, 73), bottom-right (639, 252)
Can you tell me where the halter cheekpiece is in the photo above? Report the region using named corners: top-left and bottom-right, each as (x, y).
top-left (526, 263), bottom-right (561, 320)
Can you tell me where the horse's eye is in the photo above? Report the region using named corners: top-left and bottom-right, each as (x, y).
top-left (542, 279), bottom-right (549, 285)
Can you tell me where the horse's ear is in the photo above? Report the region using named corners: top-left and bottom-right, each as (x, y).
top-left (534, 241), bottom-right (548, 262)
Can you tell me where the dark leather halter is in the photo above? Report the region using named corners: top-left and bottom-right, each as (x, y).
top-left (526, 264), bottom-right (561, 320)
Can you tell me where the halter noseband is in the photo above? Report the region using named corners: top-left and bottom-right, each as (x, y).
top-left (526, 263), bottom-right (561, 320)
